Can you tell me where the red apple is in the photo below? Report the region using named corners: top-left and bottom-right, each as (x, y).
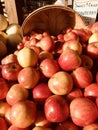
top-left (48, 71), bottom-right (73, 95)
top-left (8, 124), bottom-right (30, 130)
top-left (87, 41), bottom-right (98, 58)
top-left (63, 31), bottom-right (79, 42)
top-left (66, 88), bottom-right (83, 102)
top-left (72, 28), bottom-right (92, 43)
top-left (95, 97), bottom-right (98, 107)
top-left (22, 35), bottom-right (30, 44)
top-left (1, 62), bottom-right (22, 81)
top-left (32, 82), bottom-right (53, 104)
top-left (6, 83), bottom-right (29, 105)
top-left (84, 83), bottom-right (98, 98)
top-left (38, 51), bottom-right (53, 63)
top-left (1, 54), bottom-right (18, 65)
top-left (58, 48), bottom-right (81, 71)
top-left (29, 45), bottom-right (41, 55)
top-left (80, 54), bottom-right (93, 69)
top-left (83, 122), bottom-right (98, 130)
top-left (18, 67), bottom-right (40, 89)
top-left (10, 100), bottom-right (37, 128)
top-left (34, 110), bottom-right (51, 127)
top-left (55, 120), bottom-right (79, 130)
top-left (44, 95), bottom-right (69, 122)
top-left (71, 67), bottom-right (93, 88)
top-left (0, 117), bottom-right (8, 130)
top-left (57, 33), bottom-right (64, 43)
top-left (70, 97), bottom-right (98, 127)
top-left (36, 34), bottom-right (54, 52)
top-left (0, 78), bottom-right (9, 100)
top-left (39, 58), bottom-right (60, 78)
top-left (62, 39), bottom-right (82, 55)
top-left (17, 42), bottom-right (24, 50)
top-left (91, 21), bottom-right (98, 33)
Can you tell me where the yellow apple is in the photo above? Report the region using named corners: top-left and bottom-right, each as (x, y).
top-left (17, 47), bottom-right (38, 68)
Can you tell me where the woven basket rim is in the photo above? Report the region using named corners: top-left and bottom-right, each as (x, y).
top-left (22, 5), bottom-right (86, 36)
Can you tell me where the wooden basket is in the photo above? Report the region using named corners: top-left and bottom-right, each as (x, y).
top-left (21, 5), bottom-right (86, 36)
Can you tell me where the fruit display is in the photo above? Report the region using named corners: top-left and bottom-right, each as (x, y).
top-left (0, 19), bottom-right (98, 129)
top-left (1, 5), bottom-right (98, 129)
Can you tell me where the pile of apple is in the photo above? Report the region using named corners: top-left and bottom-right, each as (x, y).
top-left (1, 21), bottom-right (98, 130)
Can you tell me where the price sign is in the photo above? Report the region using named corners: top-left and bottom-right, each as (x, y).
top-left (73, 0), bottom-right (98, 25)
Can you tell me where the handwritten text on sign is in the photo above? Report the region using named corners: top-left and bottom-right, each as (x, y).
top-left (73, 0), bottom-right (98, 25)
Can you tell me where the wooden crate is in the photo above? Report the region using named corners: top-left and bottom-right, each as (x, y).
top-left (0, 0), bottom-right (24, 25)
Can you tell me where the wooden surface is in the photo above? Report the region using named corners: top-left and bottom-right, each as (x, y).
top-left (4, 0), bottom-right (18, 24)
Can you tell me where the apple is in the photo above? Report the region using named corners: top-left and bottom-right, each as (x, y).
top-left (90, 22), bottom-right (98, 33)
top-left (1, 54), bottom-right (18, 65)
top-left (36, 34), bottom-right (55, 52)
top-left (57, 33), bottom-right (64, 43)
top-left (84, 83), bottom-right (98, 99)
top-left (1, 62), bottom-right (22, 81)
top-left (70, 97), bottom-right (98, 127)
top-left (58, 48), bottom-right (81, 71)
top-left (29, 45), bottom-right (41, 55)
top-left (38, 51), bottom-right (53, 63)
top-left (34, 110), bottom-right (51, 127)
top-left (71, 67), bottom-right (93, 88)
top-left (83, 122), bottom-right (98, 130)
top-left (80, 54), bottom-right (93, 69)
top-left (48, 71), bottom-right (73, 95)
top-left (85, 24), bottom-right (92, 32)
top-left (10, 100), bottom-right (37, 128)
top-left (17, 42), bottom-right (24, 50)
top-left (18, 67), bottom-right (40, 89)
top-left (34, 33), bottom-right (43, 41)
top-left (62, 39), bottom-right (82, 55)
top-left (32, 82), bottom-right (53, 104)
top-left (95, 97), bottom-right (98, 107)
top-left (32, 126), bottom-right (52, 130)
top-left (17, 47), bottom-right (38, 68)
top-left (5, 107), bottom-right (12, 125)
top-left (87, 42), bottom-right (98, 58)
top-left (63, 31), bottom-right (79, 42)
top-left (72, 28), bottom-right (92, 43)
top-left (55, 120), bottom-right (79, 130)
top-left (0, 101), bottom-right (11, 117)
top-left (39, 58), bottom-right (60, 78)
top-left (8, 124), bottom-right (30, 130)
top-left (44, 95), bottom-right (69, 122)
top-left (22, 35), bottom-right (30, 44)
top-left (66, 88), bottom-right (83, 102)
top-left (0, 78), bottom-right (9, 100)
top-left (0, 117), bottom-right (8, 130)
top-left (6, 83), bottom-right (29, 105)
top-left (88, 32), bottom-right (98, 44)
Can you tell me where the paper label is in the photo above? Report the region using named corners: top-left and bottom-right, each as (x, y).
top-left (73, 0), bottom-right (98, 25)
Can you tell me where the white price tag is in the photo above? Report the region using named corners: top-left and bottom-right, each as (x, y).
top-left (73, 0), bottom-right (98, 25)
